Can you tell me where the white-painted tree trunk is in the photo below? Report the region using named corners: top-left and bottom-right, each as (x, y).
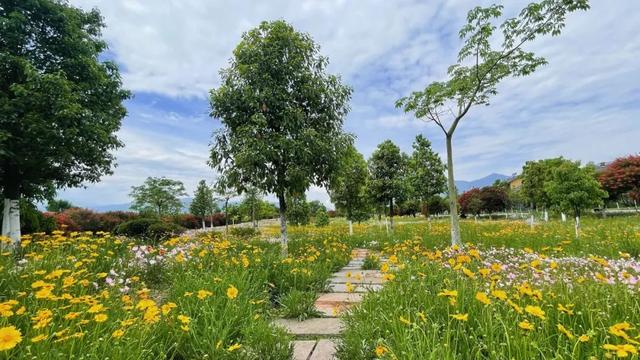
top-left (2, 199), bottom-right (21, 247)
top-left (202, 218), bottom-right (205, 230)
top-left (616, 202), bottom-right (620, 209)
top-left (574, 216), bottom-right (580, 238)
top-left (349, 220), bottom-right (353, 236)
top-left (474, 215), bottom-right (478, 223)
top-left (529, 215), bottom-right (535, 229)
top-left (384, 217), bottom-right (389, 234)
top-left (428, 216), bottom-right (432, 232)
top-left (561, 213), bottom-right (567, 222)
top-left (543, 210), bottom-right (549, 222)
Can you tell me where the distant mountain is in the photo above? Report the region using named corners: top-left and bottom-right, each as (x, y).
top-left (455, 173), bottom-right (509, 193)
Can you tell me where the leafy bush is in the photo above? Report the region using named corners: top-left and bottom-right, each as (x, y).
top-left (18, 201), bottom-right (56, 234)
top-left (315, 208), bottom-right (330, 227)
top-left (170, 214), bottom-right (202, 229)
top-left (114, 218), bottom-right (159, 237)
top-left (361, 254), bottom-right (380, 270)
top-left (229, 227), bottom-right (260, 239)
top-left (146, 222), bottom-right (185, 243)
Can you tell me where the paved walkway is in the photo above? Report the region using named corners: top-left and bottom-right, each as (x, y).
top-left (274, 248), bottom-right (386, 360)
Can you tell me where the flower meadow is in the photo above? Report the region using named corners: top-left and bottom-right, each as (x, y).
top-left (1, 215), bottom-right (639, 359)
top-left (0, 230), bottom-right (350, 359)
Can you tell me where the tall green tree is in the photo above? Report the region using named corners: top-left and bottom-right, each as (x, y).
top-left (213, 174), bottom-right (237, 234)
top-left (407, 135), bottom-right (446, 215)
top-left (328, 145), bottom-right (371, 235)
top-left (209, 20), bottom-right (352, 253)
top-left (286, 193), bottom-right (310, 226)
top-left (190, 180), bottom-right (213, 229)
top-left (130, 177), bottom-right (186, 216)
top-left (545, 161), bottom-right (607, 237)
top-left (368, 140), bottom-right (407, 231)
top-left (46, 199), bottom-right (74, 213)
top-left (240, 186), bottom-right (262, 229)
top-left (521, 157), bottom-right (569, 211)
top-left (396, 0), bottom-right (589, 246)
top-left (0, 0), bottom-right (130, 245)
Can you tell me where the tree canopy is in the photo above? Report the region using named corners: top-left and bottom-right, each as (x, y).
top-left (209, 20), bottom-right (352, 251)
top-left (407, 135), bottom-right (446, 205)
top-left (368, 140), bottom-right (407, 229)
top-left (545, 162), bottom-right (607, 217)
top-left (130, 177), bottom-right (187, 216)
top-left (521, 157), bottom-right (570, 209)
top-left (329, 145), bottom-right (371, 223)
top-left (599, 155), bottom-right (640, 203)
top-left (190, 180), bottom-right (213, 225)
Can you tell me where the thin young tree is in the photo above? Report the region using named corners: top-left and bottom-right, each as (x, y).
top-left (368, 140), bottom-right (407, 232)
top-left (0, 1), bottom-right (129, 246)
top-left (396, 0), bottom-right (590, 246)
top-left (190, 180), bottom-right (212, 229)
top-left (213, 174), bottom-right (237, 234)
top-left (209, 20), bottom-right (352, 253)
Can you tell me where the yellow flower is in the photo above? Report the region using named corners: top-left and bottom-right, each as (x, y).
top-left (475, 292), bottom-right (491, 305)
top-left (345, 282), bottom-right (355, 293)
top-left (94, 313), bottom-right (108, 323)
top-left (557, 324), bottom-right (574, 339)
top-left (399, 316), bottom-right (411, 325)
top-left (161, 302), bottom-right (177, 315)
top-left (374, 344), bottom-right (388, 357)
top-left (602, 343), bottom-right (638, 358)
top-left (450, 313), bottom-right (468, 321)
top-left (518, 320), bottom-right (534, 331)
top-left (557, 304), bottom-right (574, 316)
top-left (31, 334), bottom-right (47, 343)
top-left (87, 304), bottom-right (105, 313)
top-left (0, 326), bottom-right (22, 351)
top-left (491, 290), bottom-right (508, 301)
top-left (197, 290), bottom-right (213, 300)
top-left (177, 315), bottom-right (191, 324)
top-left (525, 305), bottom-right (546, 320)
top-left (578, 334), bottom-right (590, 342)
top-left (135, 299), bottom-right (156, 311)
top-left (227, 343), bottom-right (241, 352)
top-left (226, 285), bottom-right (238, 300)
top-left (112, 329), bottom-right (125, 338)
top-left (437, 289), bottom-right (458, 298)
top-left (382, 273), bottom-right (395, 281)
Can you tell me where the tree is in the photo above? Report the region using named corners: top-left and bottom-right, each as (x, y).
top-left (545, 161), bottom-right (607, 237)
top-left (407, 135), bottom-right (446, 214)
top-left (46, 199), bottom-right (74, 213)
top-left (286, 193), bottom-right (310, 226)
top-left (240, 187), bottom-right (262, 229)
top-left (599, 155), bottom-right (640, 205)
top-left (209, 20), bottom-right (352, 254)
top-left (308, 200), bottom-right (327, 218)
top-left (424, 196), bottom-right (448, 216)
top-left (396, 1), bottom-right (590, 246)
top-left (314, 208), bottom-right (330, 227)
top-left (190, 180), bottom-right (213, 229)
top-left (368, 140), bottom-right (407, 231)
top-left (213, 174), bottom-right (237, 234)
top-left (0, 1), bottom-right (130, 246)
top-left (521, 157), bottom-right (569, 211)
top-left (328, 145), bottom-right (371, 235)
top-left (459, 188), bottom-right (482, 217)
top-left (478, 186), bottom-right (509, 214)
top-left (130, 177), bottom-right (186, 217)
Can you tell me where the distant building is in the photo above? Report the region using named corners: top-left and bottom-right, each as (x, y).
top-left (507, 174), bottom-right (522, 191)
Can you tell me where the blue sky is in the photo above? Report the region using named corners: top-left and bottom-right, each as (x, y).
top-left (61, 0), bottom-right (640, 208)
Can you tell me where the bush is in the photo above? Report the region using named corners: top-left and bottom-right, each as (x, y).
top-left (170, 214), bottom-right (202, 229)
top-left (229, 227), bottom-right (260, 239)
top-left (114, 218), bottom-right (159, 237)
top-left (315, 209), bottom-right (330, 227)
top-left (277, 289), bottom-right (320, 320)
top-left (146, 222), bottom-right (185, 243)
top-left (362, 254), bottom-right (380, 270)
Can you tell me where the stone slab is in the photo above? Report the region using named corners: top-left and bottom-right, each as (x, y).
top-left (330, 276), bottom-right (385, 285)
top-left (333, 270), bottom-right (383, 278)
top-left (328, 283), bottom-right (382, 293)
top-left (273, 318), bottom-right (344, 336)
top-left (309, 339), bottom-right (337, 360)
top-left (315, 292), bottom-right (364, 304)
top-left (293, 340), bottom-right (316, 360)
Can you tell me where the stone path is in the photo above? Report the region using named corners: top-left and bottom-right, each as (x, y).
top-left (274, 248), bottom-right (386, 360)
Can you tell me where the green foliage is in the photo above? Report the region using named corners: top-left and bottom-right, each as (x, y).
top-left (329, 145), bottom-right (372, 223)
top-left (368, 140), bottom-right (407, 215)
top-left (146, 222), bottom-right (185, 244)
top-left (229, 227), bottom-right (260, 239)
top-left (0, 0), bottom-right (130, 200)
top-left (361, 254), bottom-right (380, 270)
top-left (189, 180), bottom-right (213, 219)
top-left (286, 194), bottom-right (310, 226)
top-left (521, 157), bottom-right (570, 208)
top-left (209, 20), bottom-right (353, 243)
top-left (545, 162), bottom-right (608, 217)
top-left (407, 135), bottom-right (446, 202)
top-left (114, 218), bottom-right (159, 238)
top-left (277, 289), bottom-right (320, 321)
top-left (18, 200), bottom-right (56, 234)
top-left (46, 199), bottom-right (74, 213)
top-left (130, 177), bottom-right (187, 216)
top-left (314, 208), bottom-right (330, 227)
top-left (308, 200), bottom-right (327, 218)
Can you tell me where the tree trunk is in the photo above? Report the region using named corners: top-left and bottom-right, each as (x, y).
top-left (574, 216), bottom-right (580, 238)
top-left (349, 220), bottom-right (353, 236)
top-left (543, 209), bottom-right (548, 222)
top-left (561, 213), bottom-right (567, 222)
top-left (445, 135), bottom-right (462, 246)
top-left (202, 218), bottom-right (205, 230)
top-left (210, 212), bottom-right (214, 229)
top-left (278, 194), bottom-right (288, 256)
top-left (2, 198), bottom-right (21, 247)
top-left (389, 198), bottom-right (394, 231)
top-left (252, 202), bottom-right (257, 230)
top-left (224, 199), bottom-right (229, 235)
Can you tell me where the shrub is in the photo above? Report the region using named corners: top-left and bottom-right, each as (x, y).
top-left (277, 289), bottom-right (320, 320)
top-left (170, 214), bottom-right (202, 229)
top-left (362, 254), bottom-right (380, 270)
top-left (146, 222), bottom-right (185, 244)
top-left (114, 218), bottom-right (159, 237)
top-left (315, 209), bottom-right (330, 227)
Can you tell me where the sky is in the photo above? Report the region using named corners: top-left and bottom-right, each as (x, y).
top-left (59, 0), bottom-right (640, 209)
